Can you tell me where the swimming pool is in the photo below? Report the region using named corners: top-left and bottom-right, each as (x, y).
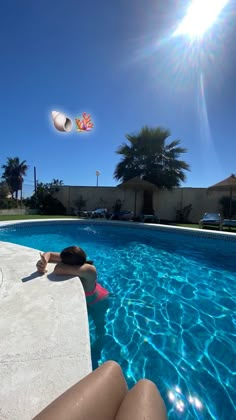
top-left (0, 221), bottom-right (235, 419)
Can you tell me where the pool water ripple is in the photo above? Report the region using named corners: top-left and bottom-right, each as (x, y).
top-left (0, 222), bottom-right (236, 419)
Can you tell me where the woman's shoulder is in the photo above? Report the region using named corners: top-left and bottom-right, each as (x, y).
top-left (81, 263), bottom-right (97, 273)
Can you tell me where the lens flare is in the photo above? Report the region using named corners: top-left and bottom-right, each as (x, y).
top-left (173, 0), bottom-right (229, 39)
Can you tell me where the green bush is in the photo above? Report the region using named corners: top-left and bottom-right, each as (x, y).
top-left (23, 197), bottom-right (36, 209)
top-left (73, 195), bottom-right (87, 212)
top-left (176, 203), bottom-right (192, 223)
top-left (0, 198), bottom-right (19, 209)
top-left (38, 195), bottom-right (66, 215)
top-left (23, 179), bottom-right (66, 215)
top-left (112, 199), bottom-right (123, 212)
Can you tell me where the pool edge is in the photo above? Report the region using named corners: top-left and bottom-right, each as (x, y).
top-left (0, 240), bottom-right (92, 419)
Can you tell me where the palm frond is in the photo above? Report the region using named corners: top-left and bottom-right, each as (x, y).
top-left (114, 126), bottom-right (190, 188)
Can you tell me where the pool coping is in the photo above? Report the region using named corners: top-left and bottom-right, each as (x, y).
top-left (0, 238), bottom-right (92, 419)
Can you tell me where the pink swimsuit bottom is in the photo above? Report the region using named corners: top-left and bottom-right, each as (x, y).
top-left (85, 282), bottom-right (109, 306)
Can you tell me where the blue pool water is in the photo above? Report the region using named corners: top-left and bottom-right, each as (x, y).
top-left (0, 221), bottom-right (236, 419)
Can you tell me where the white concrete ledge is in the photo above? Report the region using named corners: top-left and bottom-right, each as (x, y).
top-left (0, 242), bottom-right (92, 420)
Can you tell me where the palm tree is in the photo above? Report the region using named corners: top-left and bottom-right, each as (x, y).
top-left (114, 126), bottom-right (190, 189)
top-left (2, 157), bottom-right (29, 200)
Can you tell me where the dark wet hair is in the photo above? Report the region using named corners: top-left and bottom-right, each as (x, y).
top-left (60, 246), bottom-right (93, 266)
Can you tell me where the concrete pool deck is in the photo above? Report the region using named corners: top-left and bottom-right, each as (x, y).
top-left (0, 239), bottom-right (92, 419)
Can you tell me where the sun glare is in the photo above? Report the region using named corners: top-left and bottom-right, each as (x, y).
top-left (174, 0), bottom-right (229, 39)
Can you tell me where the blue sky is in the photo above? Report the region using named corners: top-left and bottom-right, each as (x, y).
top-left (1, 0), bottom-right (236, 197)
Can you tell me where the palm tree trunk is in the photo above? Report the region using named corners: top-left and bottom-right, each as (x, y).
top-left (229, 187), bottom-right (232, 219)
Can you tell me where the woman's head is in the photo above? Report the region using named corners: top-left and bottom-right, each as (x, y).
top-left (60, 246), bottom-right (89, 266)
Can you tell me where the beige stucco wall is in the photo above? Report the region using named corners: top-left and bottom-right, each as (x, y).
top-left (54, 186), bottom-right (226, 223)
top-left (55, 186), bottom-right (144, 215)
top-left (0, 209), bottom-right (38, 215)
top-left (153, 188), bottom-right (222, 222)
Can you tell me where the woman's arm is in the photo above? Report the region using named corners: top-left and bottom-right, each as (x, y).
top-left (36, 252), bottom-right (61, 273)
top-left (42, 252), bottom-right (61, 263)
top-left (54, 263), bottom-right (96, 278)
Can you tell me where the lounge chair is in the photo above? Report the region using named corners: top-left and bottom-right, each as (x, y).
top-left (79, 208), bottom-right (109, 219)
top-left (222, 218), bottom-right (236, 230)
top-left (110, 211), bottom-right (134, 221)
top-left (141, 213), bottom-right (160, 223)
top-left (90, 208), bottom-right (109, 218)
top-left (199, 213), bottom-right (221, 229)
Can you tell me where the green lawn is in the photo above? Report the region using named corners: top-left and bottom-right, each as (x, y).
top-left (173, 223), bottom-right (199, 229)
top-left (174, 223), bottom-right (236, 232)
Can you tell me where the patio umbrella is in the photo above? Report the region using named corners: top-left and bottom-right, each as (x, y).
top-left (208, 174), bottom-right (236, 219)
top-left (118, 176), bottom-right (159, 216)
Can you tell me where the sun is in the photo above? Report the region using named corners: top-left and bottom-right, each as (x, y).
top-left (173, 0), bottom-right (229, 39)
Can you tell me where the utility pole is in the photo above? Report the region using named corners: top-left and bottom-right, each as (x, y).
top-left (34, 166), bottom-right (37, 194)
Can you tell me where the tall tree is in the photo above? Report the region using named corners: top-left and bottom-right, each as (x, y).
top-left (35, 179), bottom-right (64, 199)
top-left (0, 181), bottom-right (10, 199)
top-left (114, 126), bottom-right (190, 189)
top-left (26, 179), bottom-right (65, 215)
top-left (2, 157), bottom-right (29, 199)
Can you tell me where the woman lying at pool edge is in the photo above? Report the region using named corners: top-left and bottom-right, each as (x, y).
top-left (36, 246), bottom-right (109, 305)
